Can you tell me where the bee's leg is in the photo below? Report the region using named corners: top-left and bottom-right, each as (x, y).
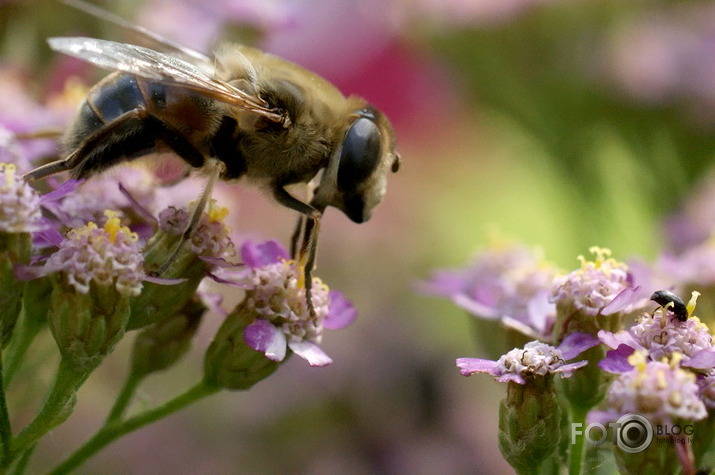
top-left (154, 159), bottom-right (225, 276)
top-left (271, 185), bottom-right (323, 315)
top-left (24, 107), bottom-right (207, 182)
top-left (23, 108), bottom-right (146, 181)
top-left (272, 186), bottom-right (321, 219)
top-left (290, 215), bottom-right (304, 259)
top-left (300, 215), bottom-right (321, 317)
top-left (23, 148), bottom-right (80, 181)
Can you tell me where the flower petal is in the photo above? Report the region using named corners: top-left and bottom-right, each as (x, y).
top-left (495, 373), bottom-right (526, 384)
top-left (684, 349), bottom-right (715, 370)
top-left (598, 344), bottom-right (635, 373)
top-left (288, 341), bottom-right (332, 367)
top-left (39, 179), bottom-right (83, 203)
top-left (597, 329), bottom-right (639, 350)
top-left (244, 319), bottom-right (287, 362)
top-left (324, 290), bottom-right (357, 329)
top-left (452, 293), bottom-right (500, 319)
top-left (526, 290), bottom-right (555, 336)
top-left (601, 285), bottom-right (641, 315)
top-left (142, 275), bottom-right (187, 285)
top-left (456, 357), bottom-right (499, 376)
top-left (240, 240), bottom-right (289, 269)
top-left (32, 226), bottom-right (64, 248)
top-left (415, 270), bottom-right (466, 297)
top-left (558, 332), bottom-right (600, 360)
top-left (556, 360), bottom-right (588, 378)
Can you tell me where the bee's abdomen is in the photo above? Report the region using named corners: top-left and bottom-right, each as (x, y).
top-left (64, 74), bottom-right (175, 178)
top-left (88, 74), bottom-right (147, 121)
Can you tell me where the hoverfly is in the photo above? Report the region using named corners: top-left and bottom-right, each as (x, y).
top-left (25, 1), bottom-right (401, 313)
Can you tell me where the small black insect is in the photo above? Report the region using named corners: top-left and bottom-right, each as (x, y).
top-left (650, 290), bottom-right (688, 322)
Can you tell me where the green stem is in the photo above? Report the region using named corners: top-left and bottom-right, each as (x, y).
top-left (51, 382), bottom-right (218, 473)
top-left (568, 407), bottom-right (587, 475)
top-left (8, 445), bottom-right (35, 475)
top-left (0, 353), bottom-right (11, 462)
top-left (3, 309), bottom-right (44, 388)
top-left (6, 359), bottom-right (87, 467)
top-left (105, 374), bottom-right (142, 424)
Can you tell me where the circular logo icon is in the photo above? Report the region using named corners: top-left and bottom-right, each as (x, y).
top-left (615, 414), bottom-right (653, 454)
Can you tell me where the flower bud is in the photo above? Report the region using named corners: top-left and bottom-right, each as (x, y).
top-left (130, 297), bottom-right (205, 378)
top-left (48, 278), bottom-right (130, 373)
top-left (204, 301), bottom-right (282, 391)
top-left (613, 440), bottom-right (678, 475)
top-left (499, 377), bottom-right (562, 474)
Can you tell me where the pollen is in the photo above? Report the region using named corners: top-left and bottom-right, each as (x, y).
top-left (686, 290), bottom-right (700, 317)
top-left (208, 203), bottom-right (229, 223)
top-left (627, 350), bottom-right (648, 372)
top-left (669, 352), bottom-right (684, 368)
top-left (1, 163), bottom-right (16, 187)
top-left (656, 369), bottom-right (667, 390)
top-left (102, 210), bottom-right (137, 243)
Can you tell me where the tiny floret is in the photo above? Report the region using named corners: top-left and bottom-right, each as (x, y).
top-left (603, 356), bottom-right (707, 425)
top-left (457, 332), bottom-right (599, 384)
top-left (158, 202), bottom-right (236, 260)
top-left (551, 246), bottom-right (638, 316)
top-left (46, 210), bottom-right (144, 296)
top-left (598, 291), bottom-right (715, 371)
top-left (0, 163), bottom-right (43, 233)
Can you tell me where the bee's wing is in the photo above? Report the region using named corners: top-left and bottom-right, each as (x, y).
top-left (48, 37), bottom-right (286, 124)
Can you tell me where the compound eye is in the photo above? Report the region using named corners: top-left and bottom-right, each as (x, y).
top-left (337, 118), bottom-right (382, 192)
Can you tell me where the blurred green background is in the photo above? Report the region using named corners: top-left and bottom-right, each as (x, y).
top-left (2, 0), bottom-right (715, 473)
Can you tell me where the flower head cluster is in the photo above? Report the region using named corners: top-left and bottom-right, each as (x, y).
top-left (457, 332), bottom-right (599, 384)
top-left (591, 352), bottom-right (708, 426)
top-left (0, 163), bottom-right (44, 233)
top-left (420, 242), bottom-right (560, 339)
top-left (45, 210), bottom-right (144, 296)
top-left (158, 202), bottom-right (236, 261)
top-left (237, 240), bottom-right (356, 367)
top-left (551, 246), bottom-right (642, 317)
top-left (599, 291), bottom-right (715, 371)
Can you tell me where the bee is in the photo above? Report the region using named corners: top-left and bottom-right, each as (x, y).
top-left (650, 290), bottom-right (688, 321)
top-left (25, 9), bottom-right (400, 313)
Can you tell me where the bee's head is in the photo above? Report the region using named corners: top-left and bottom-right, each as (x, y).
top-left (315, 107), bottom-right (400, 223)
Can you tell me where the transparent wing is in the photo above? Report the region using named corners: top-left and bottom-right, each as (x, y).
top-left (48, 37), bottom-right (287, 124)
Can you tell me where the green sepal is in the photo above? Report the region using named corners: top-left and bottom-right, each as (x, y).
top-left (204, 301), bottom-right (282, 391)
top-left (131, 297), bottom-right (205, 378)
top-left (48, 276), bottom-right (130, 373)
top-left (498, 377), bottom-right (562, 474)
